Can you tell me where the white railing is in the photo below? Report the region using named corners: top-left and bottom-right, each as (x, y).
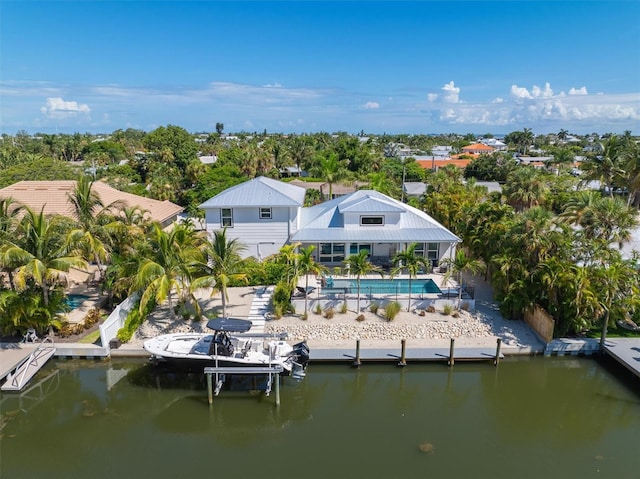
top-left (99, 292), bottom-right (140, 351)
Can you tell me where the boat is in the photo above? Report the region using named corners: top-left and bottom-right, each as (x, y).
top-left (616, 318), bottom-right (640, 332)
top-left (143, 318), bottom-right (310, 379)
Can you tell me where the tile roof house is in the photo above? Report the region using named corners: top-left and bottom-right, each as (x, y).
top-left (199, 176), bottom-right (460, 267)
top-left (461, 143), bottom-right (495, 155)
top-left (0, 180), bottom-right (183, 227)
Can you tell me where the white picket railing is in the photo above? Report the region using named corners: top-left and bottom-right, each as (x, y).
top-left (99, 292), bottom-right (140, 351)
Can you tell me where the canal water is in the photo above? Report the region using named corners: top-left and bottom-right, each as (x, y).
top-left (1, 357), bottom-right (639, 479)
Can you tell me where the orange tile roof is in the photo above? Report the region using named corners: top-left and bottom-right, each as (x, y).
top-left (462, 143), bottom-right (495, 152)
top-left (416, 159), bottom-right (473, 169)
top-left (0, 180), bottom-right (183, 225)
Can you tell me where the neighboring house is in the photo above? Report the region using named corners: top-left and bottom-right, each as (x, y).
top-left (416, 158), bottom-right (473, 170)
top-left (0, 180), bottom-right (183, 228)
top-left (198, 155), bottom-right (217, 165)
top-left (462, 143), bottom-right (495, 155)
top-left (479, 138), bottom-right (507, 151)
top-left (403, 182), bottom-right (427, 198)
top-left (199, 177), bottom-right (460, 268)
top-left (288, 179), bottom-right (368, 200)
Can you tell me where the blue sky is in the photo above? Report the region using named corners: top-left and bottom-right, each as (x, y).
top-left (1, 1), bottom-right (639, 135)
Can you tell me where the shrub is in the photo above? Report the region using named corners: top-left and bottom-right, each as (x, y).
top-left (442, 303), bottom-right (454, 316)
top-left (426, 305), bottom-right (436, 313)
top-left (301, 312), bottom-right (308, 321)
top-left (384, 301), bottom-right (401, 321)
top-left (356, 314), bottom-right (365, 322)
top-left (314, 302), bottom-right (322, 315)
top-left (272, 281), bottom-right (294, 314)
top-left (324, 306), bottom-right (335, 319)
top-left (460, 301), bottom-right (471, 311)
top-left (273, 304), bottom-right (283, 319)
top-left (339, 302), bottom-right (348, 314)
top-left (370, 302), bottom-right (380, 314)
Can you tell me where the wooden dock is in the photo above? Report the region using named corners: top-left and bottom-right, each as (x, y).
top-left (602, 338), bottom-right (640, 379)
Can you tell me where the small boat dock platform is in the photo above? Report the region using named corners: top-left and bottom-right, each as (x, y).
top-left (1, 338), bottom-right (56, 392)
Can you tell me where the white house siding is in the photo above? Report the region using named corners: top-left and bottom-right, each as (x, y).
top-left (204, 206), bottom-right (295, 259)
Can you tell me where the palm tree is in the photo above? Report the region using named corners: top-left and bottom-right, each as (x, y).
top-left (580, 135), bottom-right (625, 197)
top-left (132, 223), bottom-right (204, 320)
top-left (296, 245), bottom-right (327, 316)
top-left (502, 167), bottom-right (548, 212)
top-left (6, 206), bottom-right (86, 308)
top-left (311, 152), bottom-right (350, 200)
top-left (343, 249), bottom-right (382, 312)
top-left (67, 176), bottom-right (125, 281)
top-left (391, 243), bottom-right (432, 311)
top-left (191, 228), bottom-right (247, 319)
top-left (441, 249), bottom-right (484, 309)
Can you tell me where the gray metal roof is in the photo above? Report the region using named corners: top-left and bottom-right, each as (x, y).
top-left (199, 176), bottom-right (306, 208)
top-left (291, 189), bottom-right (460, 243)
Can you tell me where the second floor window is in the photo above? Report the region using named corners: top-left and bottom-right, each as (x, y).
top-left (259, 207), bottom-right (272, 219)
top-left (221, 208), bottom-right (233, 227)
top-left (361, 216), bottom-right (384, 226)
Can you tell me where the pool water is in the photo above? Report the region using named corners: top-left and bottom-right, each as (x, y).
top-left (324, 278), bottom-right (442, 294)
top-left (64, 293), bottom-right (90, 310)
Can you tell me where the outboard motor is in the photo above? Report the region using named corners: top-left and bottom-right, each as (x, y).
top-left (292, 341), bottom-right (310, 367)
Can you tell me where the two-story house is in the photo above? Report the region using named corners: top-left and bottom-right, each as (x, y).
top-left (199, 176), bottom-right (460, 268)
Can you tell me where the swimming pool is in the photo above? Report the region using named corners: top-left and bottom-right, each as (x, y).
top-left (323, 278), bottom-right (442, 295)
top-left (64, 293), bottom-right (90, 310)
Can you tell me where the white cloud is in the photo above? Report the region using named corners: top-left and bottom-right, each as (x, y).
top-left (492, 97), bottom-right (504, 103)
top-left (40, 97), bottom-right (90, 118)
top-left (569, 86), bottom-right (588, 95)
top-left (442, 81), bottom-right (460, 103)
top-left (363, 102), bottom-right (379, 109)
top-left (531, 82), bottom-right (554, 98)
top-left (510, 85), bottom-right (532, 99)
top-left (427, 93), bottom-right (438, 102)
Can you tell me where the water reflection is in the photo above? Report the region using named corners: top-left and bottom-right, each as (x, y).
top-left (1, 357), bottom-right (639, 479)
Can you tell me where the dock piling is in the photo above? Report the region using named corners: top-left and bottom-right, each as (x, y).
top-left (398, 339), bottom-right (407, 367)
top-left (448, 338), bottom-right (455, 367)
top-left (494, 338), bottom-right (502, 366)
top-left (353, 339), bottom-right (361, 367)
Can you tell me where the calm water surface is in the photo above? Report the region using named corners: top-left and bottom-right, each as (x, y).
top-left (1, 357), bottom-right (639, 479)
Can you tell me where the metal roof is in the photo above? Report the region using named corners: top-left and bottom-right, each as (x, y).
top-left (199, 176), bottom-right (306, 208)
top-left (291, 189), bottom-right (460, 243)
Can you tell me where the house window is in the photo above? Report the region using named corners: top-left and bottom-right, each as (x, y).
top-left (350, 244), bottom-right (372, 255)
top-left (259, 207), bottom-right (272, 219)
top-left (361, 216), bottom-right (384, 226)
top-left (319, 243), bottom-right (345, 263)
top-left (427, 243), bottom-right (439, 266)
top-left (221, 208), bottom-right (233, 227)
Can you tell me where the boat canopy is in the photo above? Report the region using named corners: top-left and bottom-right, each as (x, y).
top-left (206, 318), bottom-right (253, 333)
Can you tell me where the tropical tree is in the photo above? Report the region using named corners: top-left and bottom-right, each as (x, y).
top-left (580, 135), bottom-right (625, 196)
top-left (391, 243), bottom-right (432, 311)
top-left (296, 245), bottom-right (327, 316)
top-left (132, 223), bottom-right (205, 320)
top-left (311, 152), bottom-right (350, 200)
top-left (441, 249), bottom-right (484, 309)
top-left (343, 249), bottom-right (383, 312)
top-left (191, 228), bottom-right (247, 319)
top-left (5, 207), bottom-right (86, 308)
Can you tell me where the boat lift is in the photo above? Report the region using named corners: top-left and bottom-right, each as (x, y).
top-left (204, 365), bottom-right (285, 406)
top-left (2, 338), bottom-right (56, 392)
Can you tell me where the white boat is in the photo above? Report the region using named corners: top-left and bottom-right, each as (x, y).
top-left (143, 318), bottom-right (309, 379)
